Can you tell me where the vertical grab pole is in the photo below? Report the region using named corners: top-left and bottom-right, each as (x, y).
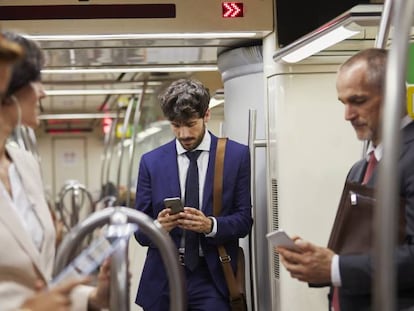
top-left (362, 0), bottom-right (394, 157)
top-left (109, 211), bottom-right (130, 311)
top-left (116, 96), bottom-right (135, 202)
top-left (103, 108), bottom-right (121, 194)
top-left (375, 0), bottom-right (393, 49)
top-left (374, 1), bottom-right (414, 310)
top-left (126, 82), bottom-right (146, 207)
top-left (248, 109), bottom-right (267, 311)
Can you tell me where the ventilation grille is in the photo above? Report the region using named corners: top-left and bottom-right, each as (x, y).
top-left (217, 45), bottom-right (263, 82)
top-left (271, 178), bottom-right (280, 279)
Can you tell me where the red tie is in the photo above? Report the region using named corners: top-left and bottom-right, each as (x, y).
top-left (332, 287), bottom-right (340, 311)
top-left (362, 151), bottom-right (377, 184)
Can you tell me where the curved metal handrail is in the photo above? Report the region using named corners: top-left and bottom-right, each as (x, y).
top-left (55, 207), bottom-right (186, 311)
top-left (57, 181), bottom-right (94, 230)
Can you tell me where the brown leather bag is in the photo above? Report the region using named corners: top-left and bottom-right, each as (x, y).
top-left (328, 181), bottom-right (406, 254)
top-left (214, 138), bottom-right (247, 311)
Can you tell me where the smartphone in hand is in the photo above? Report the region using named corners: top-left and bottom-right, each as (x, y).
top-left (266, 229), bottom-right (301, 252)
top-left (163, 197), bottom-right (184, 214)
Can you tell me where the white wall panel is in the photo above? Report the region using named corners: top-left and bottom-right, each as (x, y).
top-left (222, 68), bottom-right (270, 311)
top-left (267, 69), bottom-right (362, 311)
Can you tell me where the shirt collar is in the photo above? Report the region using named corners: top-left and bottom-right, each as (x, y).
top-left (365, 115), bottom-right (413, 162)
top-left (176, 129), bottom-right (211, 155)
top-left (366, 143), bottom-right (382, 162)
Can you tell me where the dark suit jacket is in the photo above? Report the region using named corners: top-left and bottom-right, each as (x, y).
top-left (134, 133), bottom-right (253, 309)
top-left (334, 122), bottom-right (414, 310)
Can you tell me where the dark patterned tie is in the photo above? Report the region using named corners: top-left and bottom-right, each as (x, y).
top-left (184, 150), bottom-right (202, 271)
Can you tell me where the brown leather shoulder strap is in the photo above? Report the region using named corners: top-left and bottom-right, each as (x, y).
top-left (213, 137), bottom-right (227, 217)
top-left (213, 137), bottom-right (242, 300)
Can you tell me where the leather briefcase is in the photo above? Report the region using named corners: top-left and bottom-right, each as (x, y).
top-left (328, 181), bottom-right (406, 255)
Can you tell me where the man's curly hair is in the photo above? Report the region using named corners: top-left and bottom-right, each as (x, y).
top-left (159, 79), bottom-right (210, 122)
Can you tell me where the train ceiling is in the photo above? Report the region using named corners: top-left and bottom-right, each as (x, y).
top-left (0, 0), bottom-right (273, 134)
top-left (1, 1), bottom-right (401, 134)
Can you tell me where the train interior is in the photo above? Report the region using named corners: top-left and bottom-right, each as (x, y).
top-left (1, 0), bottom-right (409, 310)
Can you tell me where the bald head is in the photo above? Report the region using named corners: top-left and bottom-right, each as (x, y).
top-left (338, 48), bottom-right (387, 92)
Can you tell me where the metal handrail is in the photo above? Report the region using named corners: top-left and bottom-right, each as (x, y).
top-left (103, 106), bottom-right (122, 194)
top-left (248, 109), bottom-right (267, 311)
top-left (126, 82), bottom-right (146, 207)
top-left (375, 0), bottom-right (393, 49)
top-left (57, 181), bottom-right (94, 230)
top-left (360, 0), bottom-right (393, 157)
top-left (373, 1), bottom-right (414, 310)
top-left (108, 210), bottom-right (130, 311)
top-left (116, 96), bottom-right (135, 198)
top-left (55, 207), bottom-right (186, 311)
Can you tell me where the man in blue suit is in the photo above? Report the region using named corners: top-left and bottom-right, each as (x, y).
top-left (134, 79), bottom-right (253, 310)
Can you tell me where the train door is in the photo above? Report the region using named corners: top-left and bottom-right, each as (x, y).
top-left (52, 137), bottom-right (87, 195)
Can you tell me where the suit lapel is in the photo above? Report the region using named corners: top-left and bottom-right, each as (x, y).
top-left (368, 122), bottom-right (414, 186)
top-left (162, 140), bottom-right (181, 196)
top-left (202, 134), bottom-right (218, 214)
top-left (4, 147), bottom-right (50, 277)
top-left (400, 121), bottom-right (414, 159)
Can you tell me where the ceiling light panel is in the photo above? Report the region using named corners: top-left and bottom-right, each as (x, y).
top-left (42, 65), bottom-right (218, 75)
top-left (273, 4), bottom-right (383, 63)
top-left (26, 32), bottom-right (258, 41)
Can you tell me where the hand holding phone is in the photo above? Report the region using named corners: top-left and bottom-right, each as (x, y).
top-left (163, 197), bottom-right (184, 214)
top-left (266, 229), bottom-right (301, 252)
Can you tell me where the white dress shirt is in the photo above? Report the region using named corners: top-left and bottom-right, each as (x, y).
top-left (175, 129), bottom-right (217, 238)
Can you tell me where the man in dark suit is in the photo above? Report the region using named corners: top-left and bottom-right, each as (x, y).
top-left (278, 48), bottom-right (414, 310)
top-left (134, 79), bottom-right (253, 310)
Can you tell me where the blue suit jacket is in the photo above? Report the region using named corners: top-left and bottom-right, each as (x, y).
top-left (332, 121), bottom-right (414, 310)
top-left (134, 133), bottom-right (253, 309)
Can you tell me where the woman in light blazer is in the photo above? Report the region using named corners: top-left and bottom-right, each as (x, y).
top-left (0, 32), bottom-right (110, 311)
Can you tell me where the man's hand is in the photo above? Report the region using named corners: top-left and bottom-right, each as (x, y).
top-left (277, 239), bottom-right (335, 284)
top-left (157, 208), bottom-right (183, 232)
top-left (177, 207), bottom-right (212, 234)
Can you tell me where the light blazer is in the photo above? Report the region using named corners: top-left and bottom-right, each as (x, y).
top-left (334, 121), bottom-right (414, 310)
top-left (0, 145), bottom-right (92, 311)
top-left (134, 133), bottom-right (253, 309)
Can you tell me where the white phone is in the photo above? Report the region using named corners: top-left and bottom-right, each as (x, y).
top-left (266, 229), bottom-right (301, 252)
top-left (163, 197), bottom-right (184, 214)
